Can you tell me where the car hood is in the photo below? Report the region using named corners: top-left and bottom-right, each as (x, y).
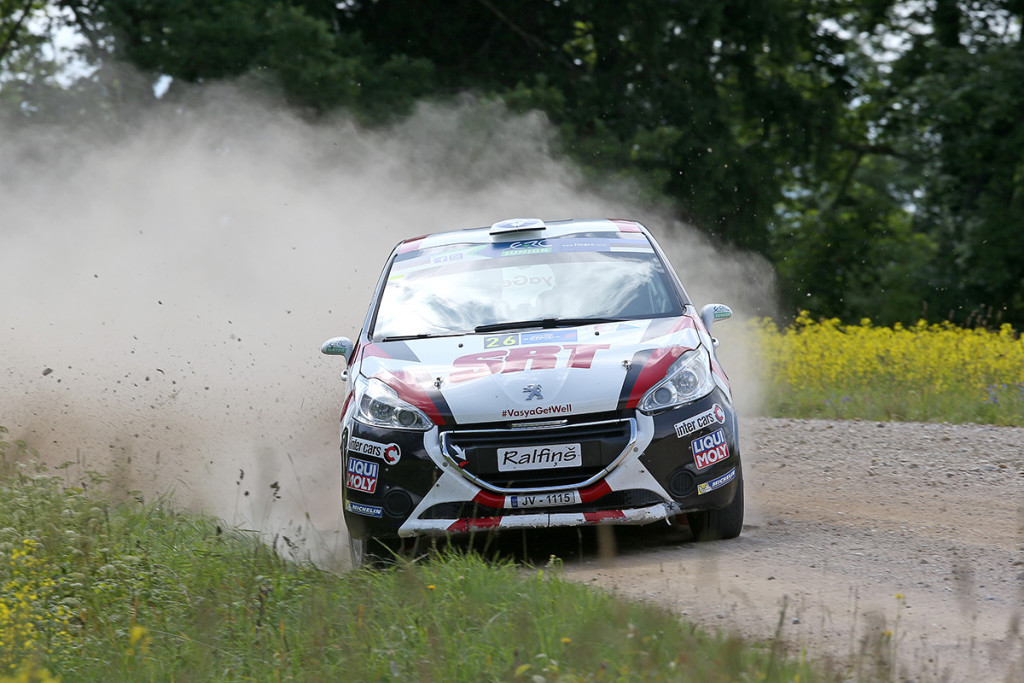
top-left (356, 315), bottom-right (714, 425)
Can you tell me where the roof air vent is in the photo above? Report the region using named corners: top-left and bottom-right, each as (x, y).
top-left (489, 218), bottom-right (546, 235)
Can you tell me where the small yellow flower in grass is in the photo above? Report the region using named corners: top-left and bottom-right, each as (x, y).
top-left (426, 585), bottom-right (436, 590)
top-left (128, 625), bottom-right (151, 656)
top-left (560, 637), bottom-right (571, 644)
top-left (129, 626), bottom-right (148, 646)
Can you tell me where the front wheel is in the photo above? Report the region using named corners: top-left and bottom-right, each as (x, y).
top-left (687, 468), bottom-right (744, 541)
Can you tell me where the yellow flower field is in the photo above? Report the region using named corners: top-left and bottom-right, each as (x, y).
top-left (1, 539), bottom-right (71, 679)
top-left (749, 313), bottom-right (1024, 425)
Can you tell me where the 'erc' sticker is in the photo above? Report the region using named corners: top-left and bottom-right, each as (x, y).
top-left (691, 428), bottom-right (730, 470)
top-left (674, 403), bottom-right (726, 438)
top-left (500, 239), bottom-right (552, 257)
top-left (348, 436), bottom-right (401, 465)
top-left (346, 457), bottom-right (379, 493)
top-left (697, 467), bottom-right (736, 495)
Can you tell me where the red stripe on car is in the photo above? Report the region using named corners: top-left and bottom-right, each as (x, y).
top-left (672, 315), bottom-right (699, 334)
top-left (472, 490), bottom-right (505, 509)
top-left (625, 345), bottom-right (695, 408)
top-left (711, 358), bottom-right (731, 392)
top-left (373, 369), bottom-right (447, 425)
top-left (584, 510), bottom-right (627, 522)
top-left (579, 480), bottom-right (612, 503)
top-left (340, 391), bottom-right (354, 422)
top-left (397, 235), bottom-right (428, 253)
top-left (360, 343), bottom-right (391, 360)
top-left (608, 219), bottom-right (642, 233)
top-left (447, 517), bottom-right (503, 533)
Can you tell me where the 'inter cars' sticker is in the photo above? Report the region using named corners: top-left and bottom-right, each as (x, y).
top-left (674, 403), bottom-right (726, 438)
top-left (345, 501), bottom-right (383, 518)
top-left (349, 436), bottom-right (401, 465)
top-left (691, 428), bottom-right (730, 470)
top-left (697, 467), bottom-right (736, 495)
top-left (346, 457), bottom-right (379, 493)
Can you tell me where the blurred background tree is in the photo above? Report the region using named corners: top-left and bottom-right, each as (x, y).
top-left (2, 0), bottom-right (1021, 328)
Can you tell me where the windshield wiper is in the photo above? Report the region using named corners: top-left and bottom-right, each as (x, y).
top-left (379, 332), bottom-right (467, 342)
top-left (474, 318), bottom-right (624, 334)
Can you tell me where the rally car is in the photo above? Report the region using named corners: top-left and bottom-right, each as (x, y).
top-left (321, 218), bottom-right (743, 566)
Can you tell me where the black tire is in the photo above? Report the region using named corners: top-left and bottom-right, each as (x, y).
top-left (687, 468), bottom-right (744, 541)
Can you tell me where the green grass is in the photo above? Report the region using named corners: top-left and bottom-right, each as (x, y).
top-left (0, 428), bottom-right (838, 682)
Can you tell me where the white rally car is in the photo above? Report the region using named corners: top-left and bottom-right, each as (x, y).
top-left (322, 218), bottom-right (743, 565)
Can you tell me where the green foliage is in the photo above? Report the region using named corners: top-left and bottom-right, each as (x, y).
top-left (92, 0), bottom-right (436, 116)
top-left (898, 46), bottom-right (1024, 326)
top-left (0, 429), bottom-right (837, 681)
top-left (772, 152), bottom-right (940, 325)
top-left (4, 0), bottom-right (1024, 327)
top-left (844, 0), bottom-right (1024, 327)
top-left (0, 0), bottom-right (44, 67)
top-left (0, 0), bottom-right (72, 118)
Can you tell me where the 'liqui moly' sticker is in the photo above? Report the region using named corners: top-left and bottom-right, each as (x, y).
top-left (346, 458), bottom-right (379, 493)
top-left (691, 428), bottom-right (730, 470)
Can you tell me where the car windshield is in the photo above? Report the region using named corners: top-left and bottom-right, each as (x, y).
top-left (372, 234), bottom-right (685, 340)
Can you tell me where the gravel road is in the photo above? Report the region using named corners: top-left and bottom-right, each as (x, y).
top-left (6, 371), bottom-right (1022, 680)
top-left (557, 418), bottom-right (1024, 682)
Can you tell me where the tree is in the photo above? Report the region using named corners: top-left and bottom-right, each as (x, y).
top-left (0, 0), bottom-right (39, 66)
top-left (857, 0), bottom-right (1024, 325)
top-left (333, 0), bottom-right (858, 254)
top-left (81, 0), bottom-right (435, 117)
top-left (1, 1), bottom-right (107, 124)
top-left (7, 0), bottom-right (1023, 327)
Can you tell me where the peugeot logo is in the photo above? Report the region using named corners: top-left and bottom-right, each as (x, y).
top-left (522, 384), bottom-right (543, 400)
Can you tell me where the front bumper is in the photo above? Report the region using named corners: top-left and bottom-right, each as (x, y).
top-left (341, 391), bottom-right (741, 540)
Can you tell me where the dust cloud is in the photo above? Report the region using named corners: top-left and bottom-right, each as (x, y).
top-left (0, 85), bottom-right (775, 567)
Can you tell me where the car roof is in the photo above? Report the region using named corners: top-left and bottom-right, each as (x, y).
top-left (397, 218), bottom-right (648, 253)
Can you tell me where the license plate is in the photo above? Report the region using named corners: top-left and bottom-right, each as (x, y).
top-left (497, 443), bottom-right (581, 472)
top-left (508, 490), bottom-right (582, 509)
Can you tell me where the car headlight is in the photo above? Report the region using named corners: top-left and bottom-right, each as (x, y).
top-left (638, 346), bottom-right (715, 414)
top-left (355, 377), bottom-right (433, 430)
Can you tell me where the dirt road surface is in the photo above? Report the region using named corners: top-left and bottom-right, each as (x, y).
top-left (6, 373), bottom-right (1022, 681)
top-left (557, 418), bottom-right (1024, 682)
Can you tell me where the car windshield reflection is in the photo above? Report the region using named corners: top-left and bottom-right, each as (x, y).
top-left (373, 248), bottom-right (681, 340)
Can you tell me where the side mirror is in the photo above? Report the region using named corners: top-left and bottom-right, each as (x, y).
top-left (699, 304), bottom-right (732, 334)
top-left (320, 336), bottom-right (354, 362)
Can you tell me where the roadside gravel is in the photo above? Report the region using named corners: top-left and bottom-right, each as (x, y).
top-left (563, 417), bottom-right (1024, 682)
